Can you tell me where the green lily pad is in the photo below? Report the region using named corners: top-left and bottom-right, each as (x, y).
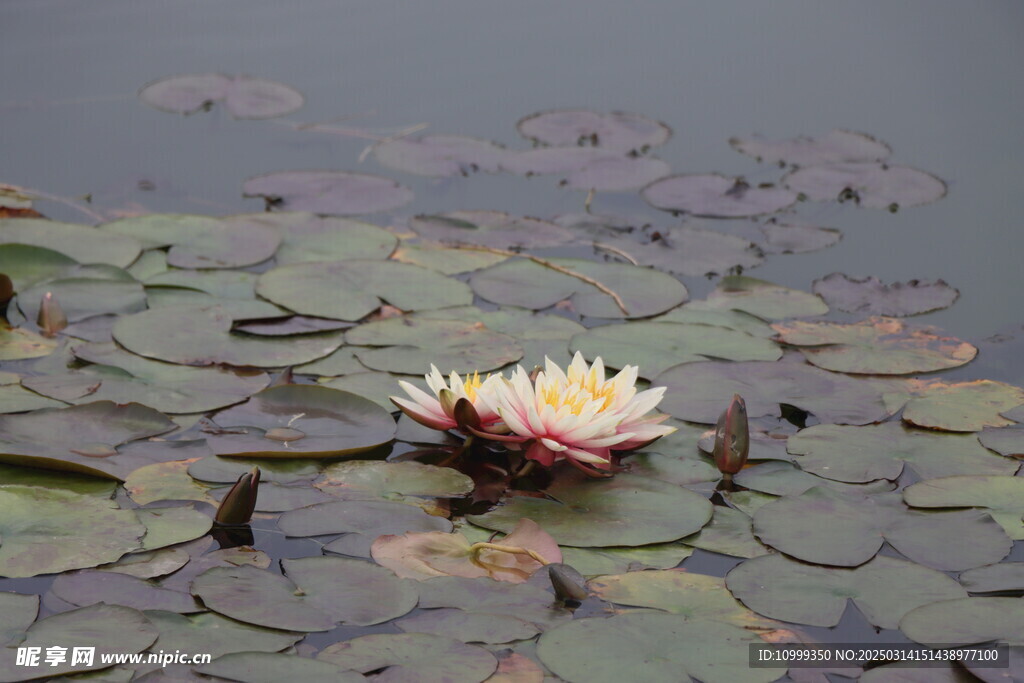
top-left (467, 471), bottom-right (712, 547)
top-left (753, 487), bottom-right (1011, 570)
top-left (903, 475), bottom-right (1024, 540)
top-left (293, 348), bottom-right (368, 377)
top-left (375, 134), bottom-right (509, 177)
top-left (138, 73), bottom-right (304, 118)
top-left (787, 423), bottom-right (1018, 483)
top-left (901, 380), bottom-right (1024, 432)
top-left (569, 321), bottom-right (780, 378)
top-left (396, 608), bottom-right (540, 645)
top-left (207, 385), bottom-right (396, 458)
top-left (143, 610), bottom-right (303, 659)
top-left (692, 276), bottom-right (829, 320)
top-left (812, 272), bottom-right (959, 317)
top-left (145, 268), bottom-right (258, 298)
top-left (773, 317), bottom-right (978, 374)
top-left (679, 505), bottom-right (768, 559)
top-left (49, 570), bottom-right (199, 613)
top-left (0, 401), bottom-right (177, 479)
top-left (187, 455), bottom-right (320, 484)
top-left (0, 591), bottom-right (39, 640)
top-left (409, 211), bottom-right (574, 250)
top-left (730, 129), bottom-right (891, 166)
top-left (257, 259), bottom-right (472, 321)
top-left (269, 213), bottom-right (398, 264)
top-left (656, 359), bottom-right (897, 425)
top-left (155, 543), bottom-right (271, 594)
top-left (321, 371), bottom-right (407, 410)
top-left (0, 324), bottom-right (59, 361)
top-left (318, 632), bottom-right (498, 683)
top-left (590, 570), bottom-right (777, 629)
top-left (733, 460), bottom-right (896, 497)
top-left (0, 462), bottom-right (116, 497)
top-left (18, 271), bottom-right (146, 324)
top-left (94, 546), bottom-right (191, 580)
top-left (759, 220), bottom-right (843, 254)
top-left (726, 553), bottom-right (966, 628)
top-left (623, 453), bottom-right (721, 487)
top-left (899, 597), bottom-right (1024, 646)
top-left (390, 240), bottom-right (509, 274)
top-left (0, 243), bottom-right (78, 290)
top-left (125, 459), bottom-right (215, 506)
top-left (643, 174), bottom-right (797, 218)
top-left (142, 289), bottom-right (287, 318)
top-left (537, 611), bottom-right (777, 683)
top-left (346, 317), bottom-right (522, 374)
top-left (136, 505), bottom-right (213, 551)
top-left (783, 162), bottom-right (947, 209)
top-left (126, 249), bottom-right (168, 280)
top-left (470, 257), bottom-right (688, 319)
top-left (978, 427), bottom-right (1024, 457)
top-left (959, 563), bottom-right (1024, 593)
top-left (243, 170), bottom-right (414, 215)
top-left (595, 227), bottom-right (763, 277)
top-left (0, 604), bottom-right (157, 681)
top-left (560, 543), bottom-right (692, 576)
top-left (101, 213), bottom-right (280, 268)
top-left (0, 218), bottom-right (142, 268)
top-left (517, 109), bottom-right (671, 152)
top-left (197, 652), bottom-right (365, 683)
top-left (23, 341), bottom-right (270, 413)
top-left (652, 305), bottom-right (776, 338)
top-left (315, 460), bottom-right (473, 499)
top-left (113, 304), bottom-right (345, 368)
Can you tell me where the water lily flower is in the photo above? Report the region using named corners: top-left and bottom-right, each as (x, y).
top-left (481, 353), bottom-right (675, 473)
top-left (390, 365), bottom-right (504, 434)
top-left (713, 394), bottom-right (749, 477)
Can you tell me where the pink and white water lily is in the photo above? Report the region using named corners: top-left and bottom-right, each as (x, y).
top-left (390, 366), bottom-right (503, 434)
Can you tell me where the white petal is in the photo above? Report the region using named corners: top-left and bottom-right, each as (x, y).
top-left (540, 437), bottom-right (568, 452)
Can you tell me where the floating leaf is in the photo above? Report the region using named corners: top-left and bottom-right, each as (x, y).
top-left (17, 271), bottom-right (145, 327)
top-left (624, 452), bottom-right (720, 487)
top-left (139, 73), bottom-right (304, 118)
top-left (693, 275), bottom-right (829, 320)
top-left (243, 170), bottom-right (413, 215)
top-left (0, 461), bottom-right (116, 497)
top-left (0, 381), bottom-right (66, 412)
top-left (316, 460), bottom-right (472, 499)
top-left (396, 608), bottom-right (540, 645)
top-left (206, 385), bottom-right (396, 458)
top-left (318, 633), bottom-right (498, 683)
top-left (257, 259), bottom-right (471, 321)
top-left (136, 505), bottom-right (213, 550)
top-left (518, 109), bottom-right (670, 152)
top-left (49, 570), bottom-right (199, 613)
top-left (773, 317), bottom-right (977, 374)
top-left (597, 229), bottom-right (765, 279)
top-left (188, 454), bottom-right (320, 484)
top-left (656, 360), bottom-right (896, 425)
top-left (725, 554), bottom-right (965, 628)
top-left (198, 653), bottom-right (365, 683)
top-left (0, 218), bottom-right (141, 268)
top-left (125, 459), bottom-right (215, 506)
top-left (468, 471), bottom-right (712, 547)
top-left (101, 214), bottom-right (281, 268)
top-left (759, 220), bottom-right (842, 254)
top-left (959, 563), bottom-right (1024, 593)
top-left (786, 423), bottom-right (1017, 483)
top-left (345, 317), bottom-right (523, 374)
top-left (409, 211), bottom-right (574, 249)
top-left (537, 612), bottom-right (777, 683)
top-left (679, 505), bottom-right (768, 559)
top-left (569, 321), bottom-right (780, 378)
top-left (565, 156), bottom-right (672, 191)
top-left (901, 380), bottom-right (1024, 432)
top-left (390, 240), bottom-right (508, 274)
top-left (143, 610), bottom-right (303, 659)
top-left (94, 546), bottom-right (191, 580)
top-left (752, 487), bottom-right (1011, 570)
top-left (0, 604), bottom-right (157, 680)
top-left (320, 371), bottom-right (407, 410)
top-left (783, 162), bottom-right (947, 209)
top-left (24, 341), bottom-right (270, 413)
top-left (561, 543), bottom-right (693, 576)
top-left (733, 460), bottom-right (894, 497)
top-left (113, 304), bottom-right (345, 368)
top-left (903, 475), bottom-right (1024, 540)
top-left (0, 243), bottom-right (77, 291)
top-left (501, 147), bottom-right (621, 175)
top-left (899, 597), bottom-right (1024, 646)
top-left (0, 591), bottom-right (38, 636)
top-left (470, 257), bottom-right (688, 318)
top-left (979, 426), bottom-right (1024, 457)
top-left (812, 272), bottom-right (959, 317)
top-left (260, 212), bottom-right (398, 265)
top-left (730, 130), bottom-right (891, 166)
top-left (375, 134), bottom-right (509, 177)
top-left (235, 315), bottom-right (352, 337)
top-left (0, 485), bottom-right (145, 577)
top-left (642, 174), bottom-right (797, 218)
top-left (652, 306), bottom-right (776, 338)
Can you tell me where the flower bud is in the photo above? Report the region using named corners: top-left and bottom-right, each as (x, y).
top-left (548, 563), bottom-right (588, 603)
top-left (452, 397), bottom-right (482, 431)
top-left (214, 467), bottom-right (260, 526)
top-left (37, 291), bottom-right (67, 337)
top-left (713, 394), bottom-right (749, 475)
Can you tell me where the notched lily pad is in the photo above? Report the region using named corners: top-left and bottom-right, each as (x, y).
top-left (374, 134), bottom-right (509, 177)
top-left (901, 379), bottom-right (1024, 432)
top-left (315, 460), bottom-right (473, 500)
top-left (903, 475), bottom-right (1024, 540)
top-left (595, 227), bottom-right (764, 278)
top-left (246, 211), bottom-right (398, 265)
top-left (783, 162), bottom-right (947, 209)
top-left (409, 211), bottom-right (574, 250)
top-left (812, 272), bottom-right (960, 317)
top-left (197, 652), bottom-right (365, 683)
top-left (959, 562), bottom-right (1024, 593)
top-left (642, 174), bottom-right (797, 218)
top-left (142, 610), bottom-right (302, 659)
top-left (693, 276), bottom-right (828, 320)
top-left (0, 217), bottom-right (142, 269)
top-left (900, 597), bottom-right (1024, 646)
top-left (243, 170), bottom-right (413, 215)
top-left (49, 570), bottom-right (199, 613)
top-left (517, 109), bottom-right (671, 152)
top-left (730, 130), bottom-right (891, 166)
top-left (139, 73), bottom-right (304, 118)
top-left (318, 632), bottom-right (498, 683)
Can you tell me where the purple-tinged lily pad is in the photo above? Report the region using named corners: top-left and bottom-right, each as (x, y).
top-left (318, 632), bottom-right (498, 683)
top-left (903, 475), bottom-right (1024, 540)
top-left (692, 276), bottom-right (828, 320)
top-left (142, 610), bottom-right (303, 659)
top-left (959, 563), bottom-right (1024, 593)
top-left (517, 109), bottom-right (671, 152)
top-left (642, 174), bottom-right (797, 218)
top-left (730, 129), bottom-right (891, 166)
top-left (197, 652), bottom-right (365, 683)
top-left (49, 570), bottom-right (200, 613)
top-left (679, 505), bottom-right (768, 559)
top-left (811, 272), bottom-right (960, 317)
top-left (139, 73), bottom-right (304, 118)
top-left (566, 156), bottom-right (671, 191)
top-left (759, 220), bottom-right (842, 254)
top-left (243, 171), bottom-right (413, 215)
top-left (726, 553), bottom-right (965, 629)
top-left (783, 162), bottom-right (947, 209)
top-left (375, 134), bottom-right (509, 177)
top-left (500, 147), bottom-right (619, 175)
top-left (409, 211), bottom-right (574, 249)
top-left (595, 226), bottom-right (764, 277)
top-left (773, 317), bottom-right (978, 375)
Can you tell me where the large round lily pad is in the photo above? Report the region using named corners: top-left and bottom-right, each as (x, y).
top-left (0, 218), bottom-right (142, 268)
top-left (725, 553), bottom-right (966, 629)
top-left (408, 211), bottom-right (574, 250)
top-left (318, 632), bottom-right (498, 683)
top-left (811, 272), bottom-right (959, 317)
top-left (517, 109), bottom-right (671, 152)
top-left (642, 174), bottom-right (797, 218)
top-left (655, 359), bottom-right (896, 425)
top-left (959, 563), bottom-right (1024, 593)
top-left (692, 275), bottom-right (829, 320)
top-left (899, 597), bottom-right (1024, 646)
top-left (470, 257), bottom-right (688, 319)
top-left (139, 72), bottom-right (304, 118)
top-left (595, 227), bottom-right (764, 278)
top-left (49, 570), bottom-right (199, 613)
top-left (730, 129), bottom-right (891, 166)
top-left (243, 171), bottom-right (413, 215)
top-left (0, 243), bottom-right (77, 290)
top-left (0, 485), bottom-right (145, 577)
top-left (345, 317), bottom-right (523, 374)
top-left (198, 652), bottom-right (365, 683)
top-left (679, 505), bottom-right (768, 559)
top-left (113, 304), bottom-right (345, 368)
top-left (537, 612), bottom-right (777, 683)
top-left (773, 317), bottom-right (978, 374)
top-left (143, 610), bottom-right (303, 659)
top-left (467, 471), bottom-right (712, 547)
top-left (759, 220), bottom-right (842, 254)
top-left (18, 268), bottom-right (147, 323)
top-left (569, 321), bottom-right (780, 378)
top-left (206, 385), bottom-right (396, 458)
top-left (315, 460), bottom-right (473, 499)
top-left (901, 380), bottom-right (1024, 432)
top-left (257, 259), bottom-right (472, 321)
top-left (269, 213), bottom-right (398, 265)
top-left (783, 162), bottom-right (947, 209)
top-left (375, 135), bottom-right (509, 177)
top-left (903, 475), bottom-right (1024, 540)
top-left (389, 240), bottom-right (509, 275)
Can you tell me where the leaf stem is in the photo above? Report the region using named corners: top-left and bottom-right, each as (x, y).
top-left (468, 542), bottom-right (551, 566)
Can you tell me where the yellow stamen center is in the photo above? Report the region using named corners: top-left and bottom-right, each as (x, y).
top-left (541, 380), bottom-right (617, 415)
top-left (462, 372), bottom-right (490, 401)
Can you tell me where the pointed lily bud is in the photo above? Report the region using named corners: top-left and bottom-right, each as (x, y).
top-left (713, 394), bottom-right (749, 475)
top-left (37, 291), bottom-right (67, 337)
top-left (452, 397), bottom-right (482, 432)
top-left (215, 467), bottom-right (260, 526)
top-left (548, 563), bottom-right (588, 604)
